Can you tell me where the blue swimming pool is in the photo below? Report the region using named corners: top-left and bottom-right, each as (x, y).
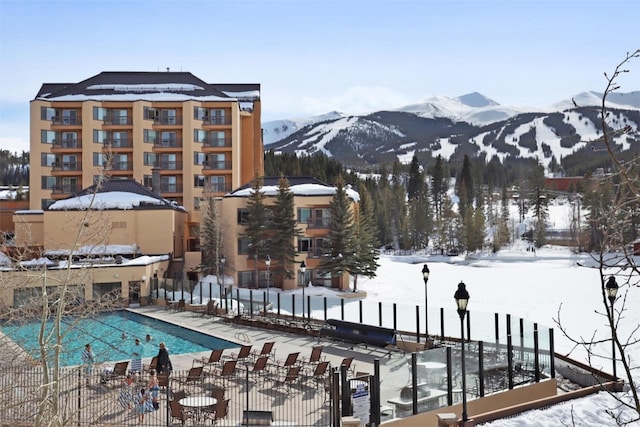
top-left (1, 310), bottom-right (238, 367)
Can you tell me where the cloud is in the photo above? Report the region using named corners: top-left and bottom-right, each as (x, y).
top-left (0, 136), bottom-right (29, 154)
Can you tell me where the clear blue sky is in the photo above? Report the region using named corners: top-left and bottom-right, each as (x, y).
top-left (1, 0), bottom-right (639, 153)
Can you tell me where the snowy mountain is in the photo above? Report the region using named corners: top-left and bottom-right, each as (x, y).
top-left (262, 111), bottom-right (345, 146)
top-left (263, 92), bottom-right (640, 171)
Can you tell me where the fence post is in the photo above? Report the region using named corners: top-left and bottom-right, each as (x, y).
top-left (534, 323), bottom-right (540, 382)
top-left (359, 300), bottom-right (363, 324)
top-left (478, 341), bottom-right (485, 397)
top-left (277, 292), bottom-right (281, 317)
top-left (324, 297), bottom-right (328, 321)
top-left (416, 305), bottom-right (421, 344)
top-left (549, 328), bottom-right (555, 378)
top-left (341, 299), bottom-right (345, 320)
top-left (393, 303), bottom-right (397, 332)
top-left (411, 353), bottom-right (418, 415)
top-left (77, 368), bottom-right (81, 426)
top-left (378, 302), bottom-right (383, 327)
top-left (446, 346), bottom-right (453, 406)
top-left (249, 290), bottom-right (254, 317)
top-left (341, 364), bottom-right (349, 417)
top-left (372, 359), bottom-right (381, 426)
top-left (466, 311), bottom-right (471, 341)
top-left (440, 307), bottom-right (445, 342)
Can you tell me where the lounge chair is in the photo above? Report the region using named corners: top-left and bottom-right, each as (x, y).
top-left (271, 366), bottom-right (302, 394)
top-left (211, 360), bottom-right (237, 384)
top-left (301, 345), bottom-right (324, 364)
top-left (100, 360), bottom-right (129, 384)
top-left (250, 341), bottom-right (276, 361)
top-left (144, 356), bottom-right (158, 373)
top-left (228, 344), bottom-right (252, 361)
top-left (172, 366), bottom-right (204, 389)
top-left (193, 349), bottom-right (223, 369)
top-left (272, 352), bottom-right (299, 373)
top-left (305, 361), bottom-right (330, 389)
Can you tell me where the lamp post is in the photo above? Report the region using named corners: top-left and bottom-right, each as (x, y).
top-left (605, 276), bottom-right (618, 380)
top-left (422, 264), bottom-right (430, 338)
top-left (265, 255), bottom-right (271, 303)
top-left (454, 281), bottom-right (470, 424)
top-left (300, 261), bottom-right (306, 318)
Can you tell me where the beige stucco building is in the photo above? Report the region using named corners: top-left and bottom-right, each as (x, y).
top-left (29, 71), bottom-right (262, 253)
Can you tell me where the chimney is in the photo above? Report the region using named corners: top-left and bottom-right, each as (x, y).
top-left (166, 67), bottom-right (170, 72)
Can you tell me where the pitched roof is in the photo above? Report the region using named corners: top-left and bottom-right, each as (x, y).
top-left (34, 71), bottom-right (260, 100)
top-left (229, 176), bottom-right (331, 193)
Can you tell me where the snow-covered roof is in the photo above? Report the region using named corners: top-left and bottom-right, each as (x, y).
top-left (48, 191), bottom-right (171, 211)
top-left (229, 183), bottom-right (360, 202)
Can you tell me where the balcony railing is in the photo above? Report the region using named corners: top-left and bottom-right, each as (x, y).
top-left (51, 162), bottom-right (82, 172)
top-left (153, 117), bottom-right (183, 126)
top-left (202, 137), bottom-right (232, 148)
top-left (103, 139), bottom-right (133, 148)
top-left (51, 184), bottom-right (82, 195)
top-left (202, 160), bottom-right (231, 170)
top-left (51, 117), bottom-right (82, 126)
top-left (305, 218), bottom-right (331, 228)
top-left (103, 116), bottom-right (132, 125)
top-left (153, 139), bottom-right (183, 149)
top-left (160, 184), bottom-right (183, 193)
top-left (204, 183), bottom-right (232, 193)
top-left (158, 161), bottom-right (183, 171)
top-left (107, 161), bottom-right (134, 171)
top-left (52, 139), bottom-right (82, 149)
top-left (203, 117), bottom-right (232, 125)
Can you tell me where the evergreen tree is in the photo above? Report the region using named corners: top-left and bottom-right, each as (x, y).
top-left (408, 180), bottom-right (432, 249)
top-left (349, 183), bottom-right (379, 291)
top-left (243, 175), bottom-right (269, 260)
top-left (200, 185), bottom-right (223, 276)
top-left (390, 160), bottom-right (409, 249)
top-left (319, 177), bottom-right (356, 283)
top-left (270, 176), bottom-right (301, 286)
top-left (407, 155), bottom-right (422, 201)
top-left (456, 154), bottom-right (474, 220)
top-left (431, 155), bottom-right (447, 217)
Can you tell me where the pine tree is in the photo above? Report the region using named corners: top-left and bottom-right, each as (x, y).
top-left (431, 155), bottom-right (448, 217)
top-left (456, 155), bottom-right (474, 220)
top-left (270, 176), bottom-right (301, 286)
top-left (349, 183), bottom-right (379, 292)
top-left (200, 185), bottom-right (223, 276)
top-left (319, 177), bottom-right (356, 284)
top-left (243, 175), bottom-right (269, 259)
top-left (407, 155), bottom-right (422, 201)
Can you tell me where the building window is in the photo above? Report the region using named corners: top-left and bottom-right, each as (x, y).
top-left (93, 152), bottom-right (106, 166)
top-left (161, 176), bottom-right (177, 192)
top-left (143, 107), bottom-right (158, 121)
top-left (41, 130), bottom-right (56, 144)
top-left (209, 109), bottom-right (226, 125)
top-left (298, 237), bottom-right (312, 253)
top-left (41, 176), bottom-right (56, 190)
top-left (93, 130), bottom-right (107, 144)
top-left (194, 107), bottom-right (208, 120)
top-left (298, 208), bottom-right (311, 224)
top-left (41, 153), bottom-right (55, 167)
top-left (160, 109), bottom-right (177, 125)
top-left (194, 175), bottom-right (205, 187)
top-left (194, 129), bottom-right (206, 143)
top-left (143, 129), bottom-right (157, 143)
top-left (237, 209), bottom-right (249, 225)
top-left (237, 238), bottom-right (250, 254)
top-left (210, 176), bottom-right (226, 192)
top-left (143, 152), bottom-right (157, 166)
top-left (194, 152), bottom-right (206, 166)
top-left (238, 271), bottom-right (252, 288)
top-left (41, 107), bottom-right (57, 121)
top-left (143, 175), bottom-right (153, 188)
top-left (41, 199), bottom-right (55, 210)
top-left (93, 107), bottom-right (107, 121)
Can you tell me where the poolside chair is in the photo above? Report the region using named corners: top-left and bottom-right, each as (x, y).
top-left (205, 398), bottom-right (230, 424)
top-left (304, 360), bottom-right (330, 389)
top-left (171, 389), bottom-right (188, 402)
top-left (341, 357), bottom-right (356, 377)
top-left (193, 349), bottom-right (223, 369)
top-left (158, 372), bottom-right (170, 390)
top-left (301, 345), bottom-right (324, 364)
top-left (202, 388), bottom-right (226, 418)
top-left (228, 344), bottom-right (252, 361)
top-left (271, 366), bottom-right (302, 395)
top-left (248, 356), bottom-right (269, 374)
top-left (250, 341), bottom-right (276, 361)
top-left (173, 366), bottom-right (204, 389)
top-left (205, 300), bottom-right (217, 316)
top-left (211, 360), bottom-right (237, 383)
top-left (100, 360), bottom-right (129, 384)
top-left (169, 398), bottom-right (193, 425)
top-left (144, 356), bottom-right (158, 373)
top-left (272, 351), bottom-right (299, 373)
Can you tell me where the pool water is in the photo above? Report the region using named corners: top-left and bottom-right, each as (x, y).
top-left (1, 310), bottom-right (237, 367)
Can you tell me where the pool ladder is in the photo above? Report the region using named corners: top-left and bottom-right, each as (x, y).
top-left (234, 332), bottom-right (250, 343)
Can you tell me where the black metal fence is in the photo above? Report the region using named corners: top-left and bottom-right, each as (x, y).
top-left (0, 363), bottom-right (337, 426)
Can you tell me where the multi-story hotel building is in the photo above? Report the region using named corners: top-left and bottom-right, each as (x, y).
top-left (29, 71), bottom-right (262, 252)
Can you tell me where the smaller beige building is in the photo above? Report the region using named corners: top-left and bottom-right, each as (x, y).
top-left (219, 177), bottom-right (359, 291)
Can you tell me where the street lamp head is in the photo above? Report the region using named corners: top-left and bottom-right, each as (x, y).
top-left (454, 281), bottom-right (470, 319)
top-left (265, 255), bottom-right (271, 267)
top-left (300, 260), bottom-right (306, 274)
top-left (605, 276), bottom-right (618, 304)
top-left (220, 254), bottom-right (225, 265)
top-left (422, 264), bottom-right (430, 283)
